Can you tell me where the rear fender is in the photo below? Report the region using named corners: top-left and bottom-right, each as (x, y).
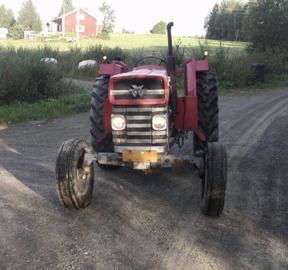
top-left (184, 58), bottom-right (209, 97)
top-left (99, 61), bottom-right (128, 77)
top-left (174, 58), bottom-right (209, 141)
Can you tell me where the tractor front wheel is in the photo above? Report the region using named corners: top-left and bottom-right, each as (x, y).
top-left (201, 142), bottom-right (227, 217)
top-left (55, 139), bottom-right (94, 210)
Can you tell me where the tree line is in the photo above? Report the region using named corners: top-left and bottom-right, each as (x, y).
top-left (205, 0), bottom-right (288, 54)
top-left (1, 0), bottom-right (287, 55)
top-left (205, 0), bottom-right (247, 42)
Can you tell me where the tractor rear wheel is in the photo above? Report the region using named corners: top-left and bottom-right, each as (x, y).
top-left (90, 76), bottom-right (117, 169)
top-left (90, 75), bottom-right (113, 153)
top-left (201, 142), bottom-right (227, 217)
top-left (194, 71), bottom-right (219, 154)
top-left (55, 139), bottom-right (94, 210)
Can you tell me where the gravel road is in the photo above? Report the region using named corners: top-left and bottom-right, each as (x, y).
top-left (0, 87), bottom-right (287, 270)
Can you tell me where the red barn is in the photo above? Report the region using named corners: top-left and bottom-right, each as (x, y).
top-left (53, 9), bottom-right (99, 37)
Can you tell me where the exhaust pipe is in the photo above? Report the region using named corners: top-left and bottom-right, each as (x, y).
top-left (167, 22), bottom-right (177, 118)
top-left (167, 22), bottom-right (174, 57)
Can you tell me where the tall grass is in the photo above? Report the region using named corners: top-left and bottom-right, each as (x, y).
top-left (1, 35), bottom-right (287, 90)
top-left (196, 40), bottom-right (288, 88)
top-left (0, 34), bottom-right (287, 124)
top-left (0, 46), bottom-right (64, 105)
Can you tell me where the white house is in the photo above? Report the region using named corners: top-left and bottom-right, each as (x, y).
top-left (0, 28), bottom-right (8, 39)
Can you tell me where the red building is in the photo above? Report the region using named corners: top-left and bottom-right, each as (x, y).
top-left (53, 9), bottom-right (99, 37)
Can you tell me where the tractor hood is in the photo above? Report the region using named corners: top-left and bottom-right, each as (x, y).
top-left (109, 67), bottom-right (170, 105)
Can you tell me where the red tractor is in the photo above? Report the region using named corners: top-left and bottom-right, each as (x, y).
top-left (55, 23), bottom-right (227, 217)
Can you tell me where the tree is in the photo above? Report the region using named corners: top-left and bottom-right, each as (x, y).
top-left (18, 0), bottom-right (42, 31)
top-left (151, 21), bottom-right (167, 34)
top-left (98, 1), bottom-right (116, 39)
top-left (204, 0), bottom-right (247, 41)
top-left (122, 28), bottom-right (134, 34)
top-left (0, 5), bottom-right (16, 28)
top-left (243, 0), bottom-right (288, 53)
top-left (204, 3), bottom-right (219, 39)
top-left (58, 0), bottom-right (74, 16)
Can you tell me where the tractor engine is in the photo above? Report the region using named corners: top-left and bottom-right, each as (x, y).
top-left (109, 67), bottom-right (170, 169)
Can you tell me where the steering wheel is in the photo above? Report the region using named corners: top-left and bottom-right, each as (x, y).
top-left (134, 56), bottom-right (167, 68)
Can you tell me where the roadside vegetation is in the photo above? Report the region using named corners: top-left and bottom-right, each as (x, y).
top-left (0, 33), bottom-right (287, 125)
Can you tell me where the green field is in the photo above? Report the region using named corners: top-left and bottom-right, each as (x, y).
top-left (0, 33), bottom-right (248, 54)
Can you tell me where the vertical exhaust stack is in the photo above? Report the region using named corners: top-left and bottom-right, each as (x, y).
top-left (167, 22), bottom-right (177, 118)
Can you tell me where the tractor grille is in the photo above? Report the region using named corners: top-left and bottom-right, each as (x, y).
top-left (111, 78), bottom-right (165, 100)
top-left (112, 105), bottom-right (168, 153)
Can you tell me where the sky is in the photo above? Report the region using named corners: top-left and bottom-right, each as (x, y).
top-left (0, 0), bottom-right (220, 36)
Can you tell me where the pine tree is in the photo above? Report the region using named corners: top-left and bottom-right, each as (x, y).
top-left (204, 4), bottom-right (219, 39)
top-left (58, 0), bottom-right (74, 16)
top-left (204, 0), bottom-right (247, 41)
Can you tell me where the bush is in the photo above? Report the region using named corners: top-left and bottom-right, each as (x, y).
top-left (57, 45), bottom-right (130, 80)
top-left (57, 46), bottom-right (83, 76)
top-left (195, 40), bottom-right (288, 88)
top-left (0, 46), bottom-right (64, 105)
top-left (97, 32), bottom-right (111, 40)
top-left (245, 48), bottom-right (288, 75)
top-left (84, 44), bottom-right (129, 62)
top-left (8, 24), bottom-right (24, 40)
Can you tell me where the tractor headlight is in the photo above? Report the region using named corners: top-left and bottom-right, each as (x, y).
top-left (111, 115), bottom-right (126, 130)
top-left (152, 115), bottom-right (167, 130)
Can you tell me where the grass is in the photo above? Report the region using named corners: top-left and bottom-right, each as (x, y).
top-left (0, 33), bottom-right (248, 54)
top-left (0, 86), bottom-right (91, 125)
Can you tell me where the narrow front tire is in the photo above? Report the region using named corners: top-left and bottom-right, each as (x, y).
top-left (55, 139), bottom-right (94, 210)
top-left (201, 142), bottom-right (227, 217)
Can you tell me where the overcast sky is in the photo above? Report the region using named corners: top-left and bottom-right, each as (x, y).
top-left (0, 0), bottom-right (220, 36)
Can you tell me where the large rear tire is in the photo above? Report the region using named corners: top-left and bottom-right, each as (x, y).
top-left (90, 76), bottom-right (117, 169)
top-left (90, 75), bottom-right (114, 153)
top-left (55, 139), bottom-right (94, 210)
top-left (201, 142), bottom-right (227, 217)
top-left (194, 71), bottom-right (219, 153)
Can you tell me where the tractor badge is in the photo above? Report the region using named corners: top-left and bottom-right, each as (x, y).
top-left (129, 85), bottom-right (146, 98)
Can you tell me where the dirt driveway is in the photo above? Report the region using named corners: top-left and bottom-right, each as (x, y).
top-left (0, 87), bottom-right (288, 270)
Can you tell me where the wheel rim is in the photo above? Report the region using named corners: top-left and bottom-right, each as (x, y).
top-left (76, 153), bottom-right (91, 195)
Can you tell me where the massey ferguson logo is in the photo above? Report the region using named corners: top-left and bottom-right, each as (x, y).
top-left (129, 85), bottom-right (146, 98)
